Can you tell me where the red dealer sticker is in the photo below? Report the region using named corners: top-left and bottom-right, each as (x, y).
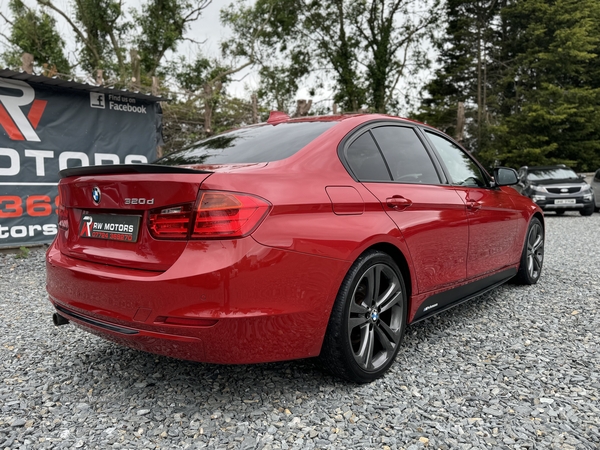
top-left (79, 213), bottom-right (141, 243)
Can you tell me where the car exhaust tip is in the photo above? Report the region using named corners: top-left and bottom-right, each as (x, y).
top-left (53, 312), bottom-right (69, 327)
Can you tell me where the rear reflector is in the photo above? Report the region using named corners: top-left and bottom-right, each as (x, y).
top-left (148, 191), bottom-right (270, 240)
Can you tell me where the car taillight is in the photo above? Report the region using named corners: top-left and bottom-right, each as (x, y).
top-left (148, 204), bottom-right (193, 239)
top-left (57, 204), bottom-right (69, 230)
top-left (192, 191), bottom-right (270, 238)
top-left (147, 191), bottom-right (270, 240)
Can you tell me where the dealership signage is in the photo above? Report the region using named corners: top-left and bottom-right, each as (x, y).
top-left (0, 76), bottom-right (160, 248)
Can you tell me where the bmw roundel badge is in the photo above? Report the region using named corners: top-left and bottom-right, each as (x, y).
top-left (92, 187), bottom-right (101, 204)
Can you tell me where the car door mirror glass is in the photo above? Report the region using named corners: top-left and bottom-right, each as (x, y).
top-left (494, 167), bottom-right (519, 186)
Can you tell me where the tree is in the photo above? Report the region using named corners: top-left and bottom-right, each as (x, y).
top-left (31, 0), bottom-right (211, 86)
top-left (416, 0), bottom-right (503, 150)
top-left (486, 0), bottom-right (600, 170)
top-left (222, 0), bottom-right (440, 113)
top-left (136, 0), bottom-right (211, 79)
top-left (418, 0), bottom-right (600, 172)
top-left (1, 0), bottom-right (70, 75)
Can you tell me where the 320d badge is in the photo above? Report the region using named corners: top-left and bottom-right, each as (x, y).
top-left (46, 112), bottom-right (544, 383)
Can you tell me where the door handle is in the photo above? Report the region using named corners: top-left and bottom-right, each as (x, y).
top-left (467, 200), bottom-right (482, 211)
top-left (386, 196), bottom-right (412, 210)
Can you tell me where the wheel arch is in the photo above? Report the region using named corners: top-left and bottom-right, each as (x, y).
top-left (366, 242), bottom-right (413, 305)
top-left (533, 211), bottom-right (545, 232)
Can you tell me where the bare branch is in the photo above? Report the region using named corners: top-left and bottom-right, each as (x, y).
top-left (0, 11), bottom-right (14, 26)
top-left (36, 0), bottom-right (101, 64)
top-left (182, 36), bottom-right (207, 45)
top-left (0, 32), bottom-right (13, 45)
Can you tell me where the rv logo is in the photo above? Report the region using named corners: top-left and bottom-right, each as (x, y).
top-left (0, 79), bottom-right (47, 142)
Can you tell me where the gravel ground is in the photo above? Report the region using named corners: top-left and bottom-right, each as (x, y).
top-left (1, 213), bottom-right (599, 450)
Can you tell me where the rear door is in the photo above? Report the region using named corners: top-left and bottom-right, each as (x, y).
top-left (343, 124), bottom-right (469, 294)
top-left (423, 131), bottom-right (521, 278)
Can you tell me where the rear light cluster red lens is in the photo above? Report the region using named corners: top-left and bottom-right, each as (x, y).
top-left (148, 191), bottom-right (270, 240)
top-left (148, 204), bottom-right (193, 239)
top-left (57, 204), bottom-right (69, 230)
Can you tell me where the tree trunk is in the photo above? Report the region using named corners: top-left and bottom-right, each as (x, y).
top-left (21, 53), bottom-right (34, 74)
top-left (456, 102), bottom-right (465, 143)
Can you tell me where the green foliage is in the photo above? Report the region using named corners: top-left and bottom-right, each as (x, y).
top-left (486, 0), bottom-right (600, 170)
top-left (15, 246), bottom-right (30, 259)
top-left (174, 57), bottom-right (230, 92)
top-left (415, 0), bottom-right (502, 150)
top-left (2, 0), bottom-right (70, 74)
top-left (71, 0), bottom-right (127, 78)
top-left (136, 0), bottom-right (211, 77)
top-left (418, 0), bottom-right (600, 172)
top-left (222, 0), bottom-right (439, 113)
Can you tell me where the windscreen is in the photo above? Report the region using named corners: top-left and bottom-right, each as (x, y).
top-left (527, 168), bottom-right (578, 181)
top-left (155, 122), bottom-right (337, 165)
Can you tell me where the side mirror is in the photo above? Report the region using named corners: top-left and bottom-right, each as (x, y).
top-left (494, 167), bottom-right (519, 186)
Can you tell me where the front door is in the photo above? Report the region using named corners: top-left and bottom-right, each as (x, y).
top-left (423, 131), bottom-right (519, 279)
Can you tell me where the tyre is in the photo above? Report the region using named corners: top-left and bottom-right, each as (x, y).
top-left (580, 204), bottom-right (594, 216)
top-left (513, 217), bottom-right (544, 285)
top-left (555, 210), bottom-right (565, 215)
top-left (320, 250), bottom-right (407, 383)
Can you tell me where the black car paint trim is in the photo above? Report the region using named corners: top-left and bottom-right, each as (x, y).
top-left (411, 267), bottom-right (517, 323)
top-left (55, 304), bottom-right (139, 335)
top-left (60, 164), bottom-right (211, 179)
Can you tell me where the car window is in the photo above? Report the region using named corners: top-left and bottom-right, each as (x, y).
top-left (425, 131), bottom-right (487, 187)
top-left (155, 122), bottom-right (337, 165)
top-left (370, 126), bottom-right (440, 184)
top-left (345, 132), bottom-right (392, 181)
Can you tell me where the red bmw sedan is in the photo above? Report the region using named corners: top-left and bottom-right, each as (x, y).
top-left (46, 113), bottom-right (544, 383)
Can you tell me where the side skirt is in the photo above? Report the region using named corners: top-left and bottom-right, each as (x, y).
top-left (410, 268), bottom-right (517, 324)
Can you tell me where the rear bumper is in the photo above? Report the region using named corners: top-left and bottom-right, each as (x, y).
top-left (46, 238), bottom-right (349, 364)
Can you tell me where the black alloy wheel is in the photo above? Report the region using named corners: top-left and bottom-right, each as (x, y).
top-left (320, 250), bottom-right (407, 383)
top-left (514, 217), bottom-right (544, 285)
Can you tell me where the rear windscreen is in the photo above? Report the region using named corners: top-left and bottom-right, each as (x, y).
top-left (155, 122), bottom-right (337, 165)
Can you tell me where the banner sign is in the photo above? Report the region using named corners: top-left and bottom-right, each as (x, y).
top-left (0, 77), bottom-right (160, 248)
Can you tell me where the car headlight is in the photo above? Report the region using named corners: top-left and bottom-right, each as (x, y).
top-left (580, 184), bottom-right (591, 193)
top-left (531, 185), bottom-right (547, 193)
